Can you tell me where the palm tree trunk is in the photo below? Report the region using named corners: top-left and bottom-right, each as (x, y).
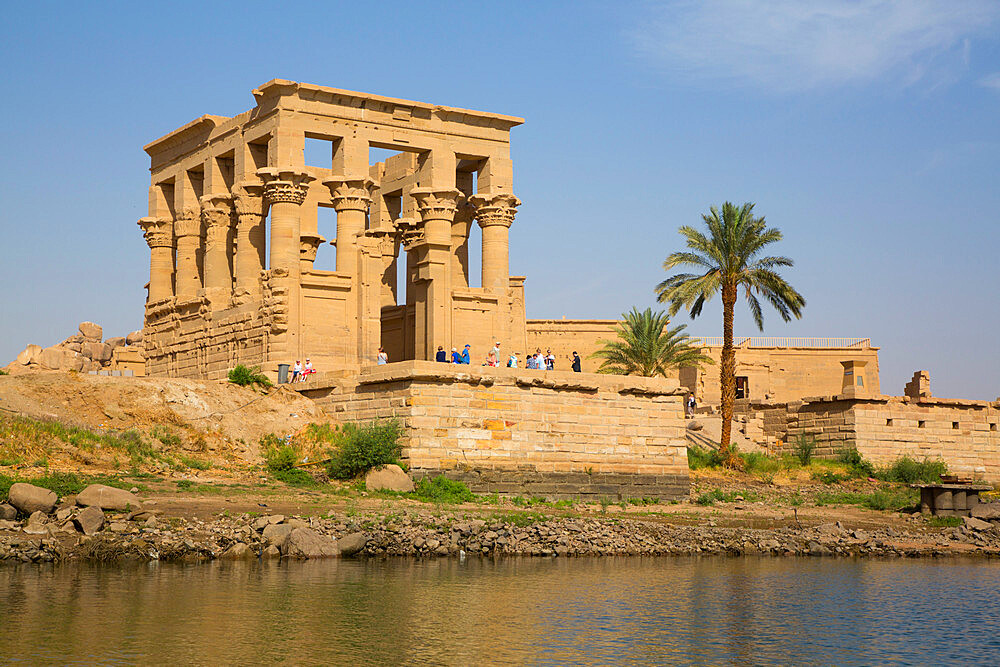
top-left (719, 283), bottom-right (738, 466)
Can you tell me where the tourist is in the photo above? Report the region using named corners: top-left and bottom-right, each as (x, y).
top-left (545, 349), bottom-right (555, 371)
top-left (486, 350), bottom-right (498, 367)
top-left (687, 394), bottom-right (697, 417)
top-left (460, 344), bottom-right (471, 365)
top-left (291, 360), bottom-right (302, 383)
top-left (571, 351), bottom-right (581, 372)
top-left (451, 347), bottom-right (462, 364)
top-left (436, 345), bottom-right (447, 363)
top-left (377, 347), bottom-right (388, 365)
top-left (526, 354), bottom-right (537, 370)
top-left (302, 358), bottom-right (315, 382)
top-left (492, 341), bottom-right (501, 361)
top-left (507, 352), bottom-right (518, 368)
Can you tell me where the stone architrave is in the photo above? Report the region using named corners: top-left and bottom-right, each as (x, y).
top-left (200, 193), bottom-right (234, 306)
top-left (138, 217), bottom-right (175, 303)
top-left (322, 176), bottom-right (377, 276)
top-left (231, 182), bottom-right (266, 300)
top-left (173, 208), bottom-right (204, 299)
top-left (470, 193), bottom-right (520, 291)
top-left (411, 188), bottom-right (461, 360)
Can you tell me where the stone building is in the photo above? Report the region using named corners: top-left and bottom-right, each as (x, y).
top-left (139, 80), bottom-right (527, 378)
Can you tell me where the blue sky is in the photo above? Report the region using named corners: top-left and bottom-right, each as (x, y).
top-left (1, 1), bottom-right (998, 399)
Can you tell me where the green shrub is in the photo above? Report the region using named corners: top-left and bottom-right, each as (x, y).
top-left (152, 425), bottom-right (182, 448)
top-left (178, 455), bottom-right (210, 471)
top-left (326, 420), bottom-right (402, 480)
top-left (880, 456), bottom-right (947, 484)
top-left (273, 467), bottom-right (317, 487)
top-left (262, 435), bottom-right (298, 473)
top-left (688, 446), bottom-right (723, 469)
top-left (695, 489), bottom-right (741, 505)
top-left (228, 364), bottom-right (273, 388)
top-left (413, 476), bottom-right (476, 504)
top-left (838, 448), bottom-right (875, 478)
top-left (926, 515), bottom-right (962, 528)
top-left (794, 435), bottom-right (816, 466)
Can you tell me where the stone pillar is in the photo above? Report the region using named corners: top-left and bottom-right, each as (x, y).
top-left (200, 193), bottom-right (233, 307)
top-left (300, 233), bottom-right (326, 272)
top-left (323, 177), bottom-right (377, 276)
top-left (471, 193), bottom-right (520, 292)
top-left (232, 182), bottom-right (266, 300)
top-left (411, 188), bottom-right (461, 360)
top-left (451, 199), bottom-right (474, 288)
top-left (173, 208), bottom-right (203, 299)
top-left (137, 217), bottom-right (174, 303)
top-left (258, 167), bottom-right (314, 364)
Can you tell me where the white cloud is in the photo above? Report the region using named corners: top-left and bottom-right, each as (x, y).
top-left (981, 72), bottom-right (1000, 91)
top-left (631, 0), bottom-right (1000, 92)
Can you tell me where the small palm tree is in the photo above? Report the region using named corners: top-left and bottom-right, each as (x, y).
top-left (656, 202), bottom-right (804, 466)
top-left (591, 307), bottom-right (713, 377)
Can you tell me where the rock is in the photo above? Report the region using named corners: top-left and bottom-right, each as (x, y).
top-left (963, 516), bottom-right (993, 532)
top-left (282, 527), bottom-right (340, 558)
top-left (55, 507), bottom-right (74, 522)
top-left (0, 519), bottom-right (17, 531)
top-left (337, 532), bottom-right (368, 556)
top-left (760, 539), bottom-right (781, 551)
top-left (81, 342), bottom-right (112, 364)
top-left (79, 321), bottom-right (103, 341)
top-left (0, 503), bottom-right (17, 521)
top-left (262, 544), bottom-right (281, 559)
top-left (220, 542), bottom-right (255, 560)
top-left (74, 506), bottom-right (105, 535)
top-left (265, 514), bottom-right (285, 525)
top-left (22, 513), bottom-right (49, 535)
top-left (105, 337), bottom-right (126, 351)
top-left (126, 330), bottom-right (143, 345)
top-left (686, 420), bottom-right (704, 431)
top-left (262, 523), bottom-right (295, 547)
top-left (76, 484), bottom-right (142, 511)
top-left (8, 483), bottom-right (57, 514)
top-left (971, 503), bottom-right (1000, 520)
top-left (15, 344), bottom-right (42, 365)
top-left (109, 522), bottom-right (128, 533)
top-left (38, 346), bottom-right (84, 372)
top-left (285, 518), bottom-right (309, 530)
top-left (364, 464), bottom-right (414, 493)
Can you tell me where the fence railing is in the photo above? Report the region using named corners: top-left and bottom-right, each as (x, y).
top-left (694, 337), bottom-right (871, 349)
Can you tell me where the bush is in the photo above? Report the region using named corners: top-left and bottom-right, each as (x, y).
top-left (687, 446), bottom-right (723, 469)
top-left (273, 467), bottom-right (317, 487)
top-left (794, 435), bottom-right (816, 466)
top-left (838, 448), bottom-right (875, 478)
top-left (262, 434), bottom-right (298, 473)
top-left (413, 476), bottom-right (476, 504)
top-left (228, 364), bottom-right (273, 388)
top-left (327, 420), bottom-right (402, 480)
top-left (880, 456), bottom-right (947, 484)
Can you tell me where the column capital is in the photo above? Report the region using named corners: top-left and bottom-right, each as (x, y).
top-left (137, 217), bottom-right (173, 248)
top-left (395, 217), bottom-right (425, 251)
top-left (232, 181), bottom-right (264, 212)
top-left (471, 192), bottom-right (521, 228)
top-left (200, 192), bottom-right (232, 214)
top-left (323, 176), bottom-right (377, 212)
top-left (411, 188), bottom-right (462, 222)
top-left (173, 207), bottom-right (204, 238)
top-left (257, 167), bottom-right (314, 206)
top-left (300, 233), bottom-right (326, 264)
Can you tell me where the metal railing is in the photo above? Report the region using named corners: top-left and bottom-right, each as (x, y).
top-left (694, 337), bottom-right (871, 349)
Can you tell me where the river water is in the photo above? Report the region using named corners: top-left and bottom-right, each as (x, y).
top-left (2, 557), bottom-right (999, 665)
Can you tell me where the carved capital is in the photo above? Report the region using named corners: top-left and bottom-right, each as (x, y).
top-left (323, 176), bottom-right (377, 213)
top-left (257, 167), bottom-right (314, 206)
top-left (411, 188), bottom-right (461, 222)
top-left (300, 233), bottom-right (326, 263)
top-left (173, 208), bottom-right (203, 238)
top-left (232, 181), bottom-right (265, 218)
top-left (200, 192), bottom-right (232, 215)
top-left (395, 217), bottom-right (425, 251)
top-left (137, 217), bottom-right (173, 249)
top-left (470, 192), bottom-right (520, 229)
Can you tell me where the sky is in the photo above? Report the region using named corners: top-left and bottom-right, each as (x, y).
top-left (0, 0), bottom-right (998, 400)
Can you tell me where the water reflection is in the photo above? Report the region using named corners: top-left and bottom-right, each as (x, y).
top-left (2, 557), bottom-right (1000, 665)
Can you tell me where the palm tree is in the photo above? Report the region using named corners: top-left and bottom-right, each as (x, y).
top-left (591, 307), bottom-right (713, 377)
top-left (656, 202), bottom-right (804, 466)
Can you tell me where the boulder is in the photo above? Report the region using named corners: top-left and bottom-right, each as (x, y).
top-left (74, 506), bottom-right (105, 535)
top-left (22, 512), bottom-right (50, 535)
top-left (282, 527), bottom-right (340, 558)
top-left (105, 337), bottom-right (126, 351)
top-left (963, 516), bottom-right (993, 531)
top-left (126, 330), bottom-right (143, 346)
top-left (971, 503), bottom-right (1000, 520)
top-left (262, 544), bottom-right (281, 559)
top-left (220, 542), bottom-right (255, 560)
top-left (364, 464), bottom-right (414, 493)
top-left (337, 532), bottom-right (368, 557)
top-left (76, 484), bottom-right (142, 511)
top-left (0, 503), bottom-right (17, 520)
top-left (8, 483), bottom-right (57, 514)
top-left (79, 321), bottom-right (103, 341)
top-left (38, 346), bottom-right (84, 372)
top-left (261, 523), bottom-right (295, 546)
top-left (687, 420), bottom-right (705, 431)
top-left (15, 344), bottom-right (42, 365)
top-left (81, 342), bottom-right (113, 364)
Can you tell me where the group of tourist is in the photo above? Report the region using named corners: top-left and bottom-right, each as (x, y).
top-left (289, 359), bottom-right (316, 383)
top-left (432, 342), bottom-right (582, 372)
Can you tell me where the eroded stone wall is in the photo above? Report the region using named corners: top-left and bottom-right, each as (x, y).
top-left (302, 361), bottom-right (689, 499)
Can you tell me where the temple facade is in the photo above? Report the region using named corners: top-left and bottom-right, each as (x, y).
top-left (139, 80), bottom-right (527, 378)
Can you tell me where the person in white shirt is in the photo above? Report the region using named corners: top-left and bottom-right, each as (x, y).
top-left (492, 341), bottom-right (501, 361)
top-left (303, 359), bottom-right (314, 382)
top-left (507, 352), bottom-right (518, 368)
top-left (291, 360), bottom-right (302, 383)
top-left (545, 349), bottom-right (555, 371)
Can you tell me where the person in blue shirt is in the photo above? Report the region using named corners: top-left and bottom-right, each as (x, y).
top-left (450, 347), bottom-right (462, 363)
top-left (460, 344), bottom-right (471, 364)
top-left (435, 346), bottom-right (448, 362)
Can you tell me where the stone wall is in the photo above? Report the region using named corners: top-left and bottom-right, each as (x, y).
top-left (301, 361), bottom-right (689, 500)
top-left (525, 319), bottom-right (619, 373)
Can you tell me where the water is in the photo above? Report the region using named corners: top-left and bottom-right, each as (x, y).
top-left (2, 557), bottom-right (1000, 665)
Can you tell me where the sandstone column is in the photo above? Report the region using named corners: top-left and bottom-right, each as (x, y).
top-left (137, 217), bottom-right (174, 302)
top-left (173, 208), bottom-right (203, 299)
top-left (200, 193), bottom-right (233, 307)
top-left (471, 193), bottom-right (520, 292)
top-left (232, 182), bottom-right (265, 300)
top-left (322, 177), bottom-right (377, 276)
top-left (451, 199), bottom-right (474, 288)
top-left (411, 188), bottom-right (461, 359)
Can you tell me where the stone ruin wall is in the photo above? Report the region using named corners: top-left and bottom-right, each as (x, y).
top-left (750, 397), bottom-right (1000, 481)
top-left (301, 361), bottom-right (690, 500)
